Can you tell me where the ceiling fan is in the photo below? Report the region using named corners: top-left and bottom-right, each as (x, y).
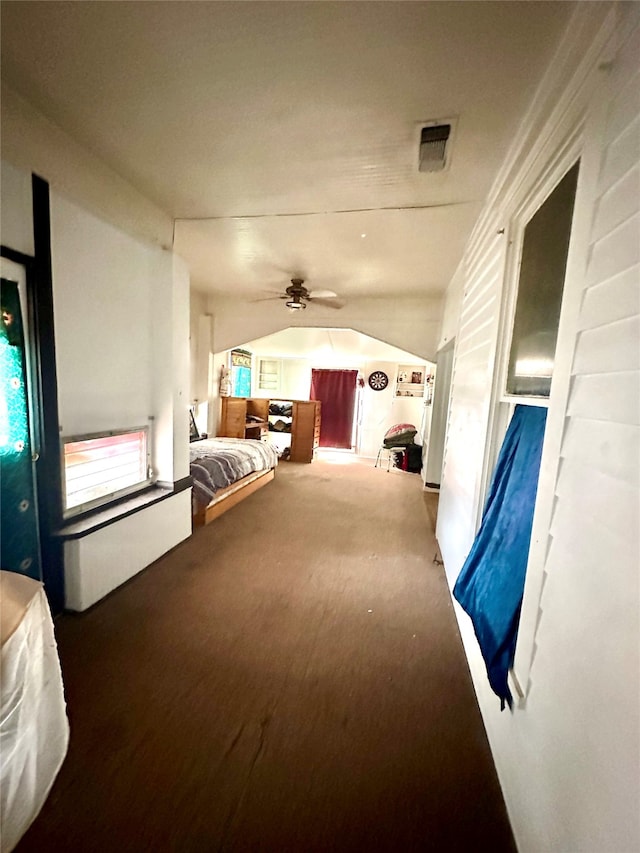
top-left (254, 278), bottom-right (343, 311)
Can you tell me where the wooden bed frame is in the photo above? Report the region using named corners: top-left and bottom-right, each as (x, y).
top-left (192, 467), bottom-right (275, 528)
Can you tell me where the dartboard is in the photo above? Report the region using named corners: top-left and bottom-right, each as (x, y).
top-left (368, 371), bottom-right (389, 391)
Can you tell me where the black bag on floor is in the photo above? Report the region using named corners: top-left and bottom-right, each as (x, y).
top-left (405, 443), bottom-right (423, 473)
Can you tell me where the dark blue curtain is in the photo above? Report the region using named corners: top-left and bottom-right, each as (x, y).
top-left (1, 278), bottom-right (42, 580)
top-left (453, 404), bottom-right (547, 708)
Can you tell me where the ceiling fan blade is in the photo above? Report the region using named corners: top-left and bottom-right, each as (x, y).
top-left (309, 297), bottom-right (344, 309)
top-left (308, 289), bottom-right (337, 299)
top-left (249, 295), bottom-right (286, 303)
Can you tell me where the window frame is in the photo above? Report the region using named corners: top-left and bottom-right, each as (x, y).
top-left (494, 143), bottom-right (584, 414)
top-left (504, 162), bottom-right (580, 400)
top-left (479, 86), bottom-right (608, 703)
top-left (60, 425), bottom-right (153, 519)
top-left (478, 137), bottom-right (584, 542)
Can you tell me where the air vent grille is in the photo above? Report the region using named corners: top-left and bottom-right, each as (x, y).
top-left (419, 123), bottom-right (452, 173)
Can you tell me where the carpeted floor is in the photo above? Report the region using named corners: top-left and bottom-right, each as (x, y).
top-left (17, 459), bottom-right (515, 852)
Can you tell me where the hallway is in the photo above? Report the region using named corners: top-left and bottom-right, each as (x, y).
top-left (18, 459), bottom-right (514, 852)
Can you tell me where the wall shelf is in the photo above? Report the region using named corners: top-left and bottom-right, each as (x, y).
top-left (396, 382), bottom-right (425, 398)
top-left (395, 364), bottom-right (427, 398)
top-left (257, 358), bottom-right (280, 393)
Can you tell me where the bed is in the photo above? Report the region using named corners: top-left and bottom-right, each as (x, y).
top-left (189, 437), bottom-right (279, 527)
top-left (1, 571), bottom-right (69, 851)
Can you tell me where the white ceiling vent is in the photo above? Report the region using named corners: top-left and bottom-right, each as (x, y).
top-left (418, 120), bottom-right (455, 173)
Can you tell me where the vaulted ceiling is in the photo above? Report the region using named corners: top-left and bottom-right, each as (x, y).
top-left (1, 1), bottom-right (574, 305)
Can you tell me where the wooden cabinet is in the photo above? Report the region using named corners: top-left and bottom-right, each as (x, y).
top-left (220, 397), bottom-right (269, 441)
top-left (289, 400), bottom-right (321, 463)
top-left (219, 397), bottom-right (321, 463)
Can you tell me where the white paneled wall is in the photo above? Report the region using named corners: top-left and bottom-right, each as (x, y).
top-left (436, 5), bottom-right (639, 852)
top-left (438, 226), bottom-right (506, 574)
top-left (521, 17), bottom-right (640, 850)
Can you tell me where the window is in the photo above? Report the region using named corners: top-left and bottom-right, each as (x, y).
top-left (257, 358), bottom-right (280, 392)
top-left (61, 427), bottom-right (151, 518)
top-left (479, 157), bottom-right (584, 703)
top-left (230, 349), bottom-right (252, 397)
top-left (505, 162), bottom-right (580, 398)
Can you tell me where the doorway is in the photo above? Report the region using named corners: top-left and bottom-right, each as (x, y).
top-left (424, 340), bottom-right (455, 488)
top-left (310, 369), bottom-right (358, 449)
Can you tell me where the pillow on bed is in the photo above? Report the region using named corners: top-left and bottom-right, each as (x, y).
top-left (383, 423), bottom-right (417, 447)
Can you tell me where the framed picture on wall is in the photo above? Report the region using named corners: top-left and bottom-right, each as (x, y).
top-left (411, 371), bottom-right (423, 384)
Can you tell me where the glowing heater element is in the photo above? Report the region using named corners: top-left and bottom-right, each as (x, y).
top-left (62, 428), bottom-right (150, 516)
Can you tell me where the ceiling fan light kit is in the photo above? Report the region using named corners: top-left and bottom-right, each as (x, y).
top-left (259, 277), bottom-right (342, 311)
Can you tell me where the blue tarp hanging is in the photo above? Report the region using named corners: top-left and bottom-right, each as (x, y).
top-left (453, 404), bottom-right (547, 709)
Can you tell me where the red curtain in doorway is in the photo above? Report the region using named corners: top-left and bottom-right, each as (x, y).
top-left (310, 369), bottom-right (358, 449)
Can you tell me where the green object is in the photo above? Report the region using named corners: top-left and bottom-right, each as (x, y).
top-left (1, 278), bottom-right (41, 580)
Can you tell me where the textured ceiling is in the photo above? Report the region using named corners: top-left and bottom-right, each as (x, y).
top-left (1, 1), bottom-right (574, 301)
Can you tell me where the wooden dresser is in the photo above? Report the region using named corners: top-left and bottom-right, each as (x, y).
top-left (289, 400), bottom-right (321, 463)
top-left (219, 397), bottom-right (269, 441)
top-left (219, 397), bottom-right (321, 463)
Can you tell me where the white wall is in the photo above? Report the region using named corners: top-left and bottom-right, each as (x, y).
top-left (2, 118), bottom-right (191, 604)
top-left (1, 82), bottom-right (172, 250)
top-left (2, 72), bottom-right (186, 479)
top-left (437, 261), bottom-right (464, 351)
top-left (51, 193), bottom-right (155, 437)
top-left (250, 356), bottom-right (312, 401)
top-left (189, 293), bottom-right (215, 438)
top-left (152, 252), bottom-right (191, 483)
top-left (424, 342), bottom-right (454, 487)
top-left (358, 361), bottom-right (426, 458)
top-left (189, 289), bottom-right (208, 405)
top-left (437, 5), bottom-right (639, 851)
top-left (280, 358), bottom-right (312, 401)
top-left (209, 351), bottom-right (227, 436)
top-left (0, 160), bottom-right (34, 256)
top-left (50, 191), bottom-right (189, 483)
top-left (207, 294), bottom-right (442, 363)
